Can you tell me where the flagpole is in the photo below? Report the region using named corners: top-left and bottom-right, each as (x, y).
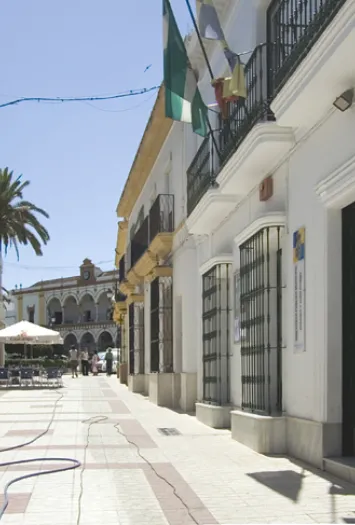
top-left (184, 0), bottom-right (222, 162)
top-left (184, 0), bottom-right (214, 81)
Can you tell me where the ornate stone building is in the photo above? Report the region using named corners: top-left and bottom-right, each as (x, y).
top-left (12, 258), bottom-right (119, 352)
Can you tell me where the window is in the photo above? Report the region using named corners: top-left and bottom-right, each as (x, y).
top-left (84, 310), bottom-right (91, 322)
top-left (54, 311), bottom-right (62, 325)
top-left (28, 309), bottom-right (34, 323)
top-left (202, 263), bottom-right (231, 405)
top-left (240, 226), bottom-right (283, 415)
top-left (150, 276), bottom-right (173, 373)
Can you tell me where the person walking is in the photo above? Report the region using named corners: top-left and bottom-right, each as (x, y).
top-left (69, 345), bottom-right (78, 378)
top-left (80, 348), bottom-right (89, 376)
top-left (105, 347), bottom-right (113, 377)
top-left (91, 351), bottom-right (99, 376)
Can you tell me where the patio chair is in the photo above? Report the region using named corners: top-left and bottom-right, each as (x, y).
top-left (8, 368), bottom-right (21, 387)
top-left (20, 367), bottom-right (34, 388)
top-left (32, 367), bottom-right (43, 387)
top-left (46, 367), bottom-right (63, 388)
top-left (0, 368), bottom-right (9, 388)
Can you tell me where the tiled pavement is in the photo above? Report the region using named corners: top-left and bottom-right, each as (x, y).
top-left (0, 379), bottom-right (355, 524)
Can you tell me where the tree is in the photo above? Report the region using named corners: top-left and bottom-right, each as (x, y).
top-left (0, 167), bottom-right (50, 365)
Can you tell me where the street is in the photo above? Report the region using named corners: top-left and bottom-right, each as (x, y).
top-left (0, 377), bottom-right (354, 524)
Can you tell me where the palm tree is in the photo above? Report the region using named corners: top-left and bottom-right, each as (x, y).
top-left (0, 167), bottom-right (50, 365)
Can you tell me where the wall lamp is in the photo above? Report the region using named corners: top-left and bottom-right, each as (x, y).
top-left (333, 89), bottom-right (354, 112)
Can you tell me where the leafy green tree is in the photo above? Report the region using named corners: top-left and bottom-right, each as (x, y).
top-left (0, 168), bottom-right (50, 364)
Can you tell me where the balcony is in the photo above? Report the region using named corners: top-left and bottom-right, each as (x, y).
top-left (113, 300), bottom-right (127, 323)
top-left (268, 0), bottom-right (347, 99)
top-left (187, 1), bottom-right (351, 220)
top-left (187, 43), bottom-right (274, 216)
top-left (268, 0), bottom-right (353, 127)
top-left (126, 194), bottom-right (174, 282)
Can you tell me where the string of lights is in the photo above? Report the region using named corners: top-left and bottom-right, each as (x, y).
top-left (0, 85), bottom-right (160, 110)
top-left (3, 259), bottom-right (114, 271)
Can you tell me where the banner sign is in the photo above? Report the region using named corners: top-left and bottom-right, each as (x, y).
top-left (293, 227), bottom-right (305, 352)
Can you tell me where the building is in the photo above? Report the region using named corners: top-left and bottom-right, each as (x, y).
top-left (114, 0), bottom-right (355, 475)
top-left (4, 300), bottom-right (16, 327)
top-left (12, 258), bottom-right (119, 352)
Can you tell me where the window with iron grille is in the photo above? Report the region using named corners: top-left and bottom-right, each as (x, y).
top-left (134, 303), bottom-right (145, 375)
top-left (202, 263), bottom-right (231, 405)
top-left (239, 226), bottom-right (283, 415)
top-left (150, 276), bottom-right (173, 373)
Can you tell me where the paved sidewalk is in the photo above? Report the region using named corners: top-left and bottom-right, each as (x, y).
top-left (0, 376), bottom-right (354, 524)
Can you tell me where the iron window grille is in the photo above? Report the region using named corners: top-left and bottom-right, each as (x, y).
top-left (150, 276), bottom-right (173, 373)
top-left (240, 226), bottom-right (283, 415)
top-left (128, 303), bottom-right (135, 375)
top-left (202, 263), bottom-right (231, 405)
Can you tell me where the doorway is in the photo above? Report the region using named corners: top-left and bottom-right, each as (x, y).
top-left (342, 201), bottom-right (355, 455)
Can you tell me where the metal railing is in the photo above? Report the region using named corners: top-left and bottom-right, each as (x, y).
top-left (187, 133), bottom-right (219, 216)
top-left (187, 43), bottom-right (273, 216)
top-left (126, 195), bottom-right (174, 272)
top-left (267, 0), bottom-right (347, 97)
top-left (149, 194), bottom-right (174, 242)
top-left (118, 255), bottom-right (125, 283)
top-left (130, 216), bottom-right (149, 270)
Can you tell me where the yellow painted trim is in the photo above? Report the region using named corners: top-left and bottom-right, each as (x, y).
top-left (116, 85), bottom-right (173, 218)
top-left (149, 232), bottom-right (173, 259)
top-left (126, 269), bottom-right (143, 286)
top-left (145, 266), bottom-right (173, 284)
top-left (127, 294), bottom-right (144, 305)
top-left (114, 221), bottom-right (128, 267)
top-left (119, 280), bottom-right (135, 296)
top-left (134, 250), bottom-right (156, 278)
top-left (17, 295), bottom-right (23, 321)
top-left (113, 301), bottom-right (127, 324)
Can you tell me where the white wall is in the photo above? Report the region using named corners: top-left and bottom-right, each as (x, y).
top-left (128, 123), bottom-right (187, 237)
top-left (22, 293), bottom-right (39, 323)
top-left (172, 232), bottom-right (199, 375)
top-left (179, 166), bottom-right (287, 405)
top-left (284, 106), bottom-right (355, 424)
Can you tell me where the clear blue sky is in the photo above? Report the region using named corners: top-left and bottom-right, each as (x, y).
top-left (0, 0), bottom-right (193, 290)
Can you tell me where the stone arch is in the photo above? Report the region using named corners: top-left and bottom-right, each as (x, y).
top-left (80, 332), bottom-right (96, 353)
top-left (97, 330), bottom-right (114, 352)
top-left (79, 293), bottom-right (96, 323)
top-left (63, 333), bottom-right (78, 352)
top-left (63, 295), bottom-right (79, 324)
top-left (96, 290), bottom-right (112, 322)
top-left (47, 296), bottom-right (62, 325)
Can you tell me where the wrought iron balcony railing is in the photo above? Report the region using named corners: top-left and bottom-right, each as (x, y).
top-left (149, 194), bottom-right (174, 242)
top-left (267, 0), bottom-right (347, 97)
top-left (126, 194), bottom-right (175, 272)
top-left (187, 132), bottom-right (219, 216)
top-left (187, 43), bottom-right (273, 216)
top-left (118, 255), bottom-right (126, 283)
top-left (130, 215), bottom-right (149, 270)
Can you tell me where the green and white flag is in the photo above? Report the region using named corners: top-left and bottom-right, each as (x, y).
top-left (163, 0), bottom-right (208, 137)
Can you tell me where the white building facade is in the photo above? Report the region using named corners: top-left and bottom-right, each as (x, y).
top-left (115, 0), bottom-right (355, 473)
top-left (12, 258), bottom-right (119, 352)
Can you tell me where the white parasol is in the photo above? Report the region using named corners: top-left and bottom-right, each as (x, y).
top-left (0, 320), bottom-right (63, 345)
